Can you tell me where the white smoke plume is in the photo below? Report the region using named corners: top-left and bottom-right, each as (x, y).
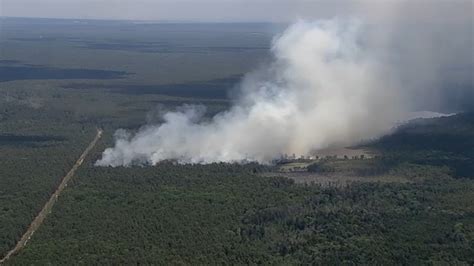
top-left (96, 19), bottom-right (406, 166)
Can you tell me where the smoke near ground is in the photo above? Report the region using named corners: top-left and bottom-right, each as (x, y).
top-left (96, 20), bottom-right (406, 166)
top-left (96, 1), bottom-right (472, 167)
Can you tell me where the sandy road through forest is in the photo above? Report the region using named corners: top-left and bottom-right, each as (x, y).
top-left (0, 129), bottom-right (103, 264)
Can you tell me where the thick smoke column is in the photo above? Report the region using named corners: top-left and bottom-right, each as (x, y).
top-left (96, 20), bottom-right (405, 166)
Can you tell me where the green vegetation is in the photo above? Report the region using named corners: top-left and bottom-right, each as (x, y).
top-left (0, 18), bottom-right (472, 264)
top-left (371, 113), bottom-right (474, 178)
top-left (0, 59), bottom-right (232, 261)
top-left (307, 157), bottom-right (453, 181)
top-left (0, 18), bottom-right (263, 260)
top-left (306, 113), bottom-right (474, 181)
top-left (8, 160), bottom-right (474, 264)
top-left (0, 101), bottom-right (96, 257)
top-left (4, 111), bottom-right (474, 264)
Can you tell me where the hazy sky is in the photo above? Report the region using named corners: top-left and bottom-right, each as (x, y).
top-left (1, 0), bottom-right (471, 22)
top-left (0, 0), bottom-right (351, 21)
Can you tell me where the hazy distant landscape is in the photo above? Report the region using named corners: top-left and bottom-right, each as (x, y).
top-left (0, 16), bottom-right (473, 264)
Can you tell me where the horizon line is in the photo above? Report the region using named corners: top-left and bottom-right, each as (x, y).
top-left (0, 15), bottom-right (283, 24)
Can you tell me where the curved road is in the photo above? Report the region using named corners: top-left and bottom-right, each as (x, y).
top-left (0, 129), bottom-right (103, 264)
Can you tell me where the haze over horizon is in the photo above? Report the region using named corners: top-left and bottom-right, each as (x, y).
top-left (1, 0), bottom-right (472, 166)
top-left (1, 0), bottom-right (474, 264)
top-left (1, 0), bottom-right (472, 23)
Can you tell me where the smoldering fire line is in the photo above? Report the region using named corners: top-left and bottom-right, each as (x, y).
top-left (96, 2), bottom-right (473, 167)
top-left (96, 20), bottom-right (404, 167)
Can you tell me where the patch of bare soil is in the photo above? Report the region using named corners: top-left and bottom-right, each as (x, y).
top-left (312, 147), bottom-right (376, 159)
top-left (261, 172), bottom-right (410, 186)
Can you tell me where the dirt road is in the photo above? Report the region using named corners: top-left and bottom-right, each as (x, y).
top-left (0, 129), bottom-right (103, 264)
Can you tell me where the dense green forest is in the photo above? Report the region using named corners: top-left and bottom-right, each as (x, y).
top-left (370, 113), bottom-right (474, 178)
top-left (8, 158), bottom-right (474, 264)
top-left (0, 72), bottom-right (230, 260)
top-left (0, 19), bottom-right (253, 260)
top-left (0, 100), bottom-right (96, 257)
top-left (5, 113), bottom-right (474, 264)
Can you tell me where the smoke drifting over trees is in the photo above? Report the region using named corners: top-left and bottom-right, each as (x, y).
top-left (96, 2), bottom-right (472, 166)
top-left (97, 20), bottom-right (402, 166)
